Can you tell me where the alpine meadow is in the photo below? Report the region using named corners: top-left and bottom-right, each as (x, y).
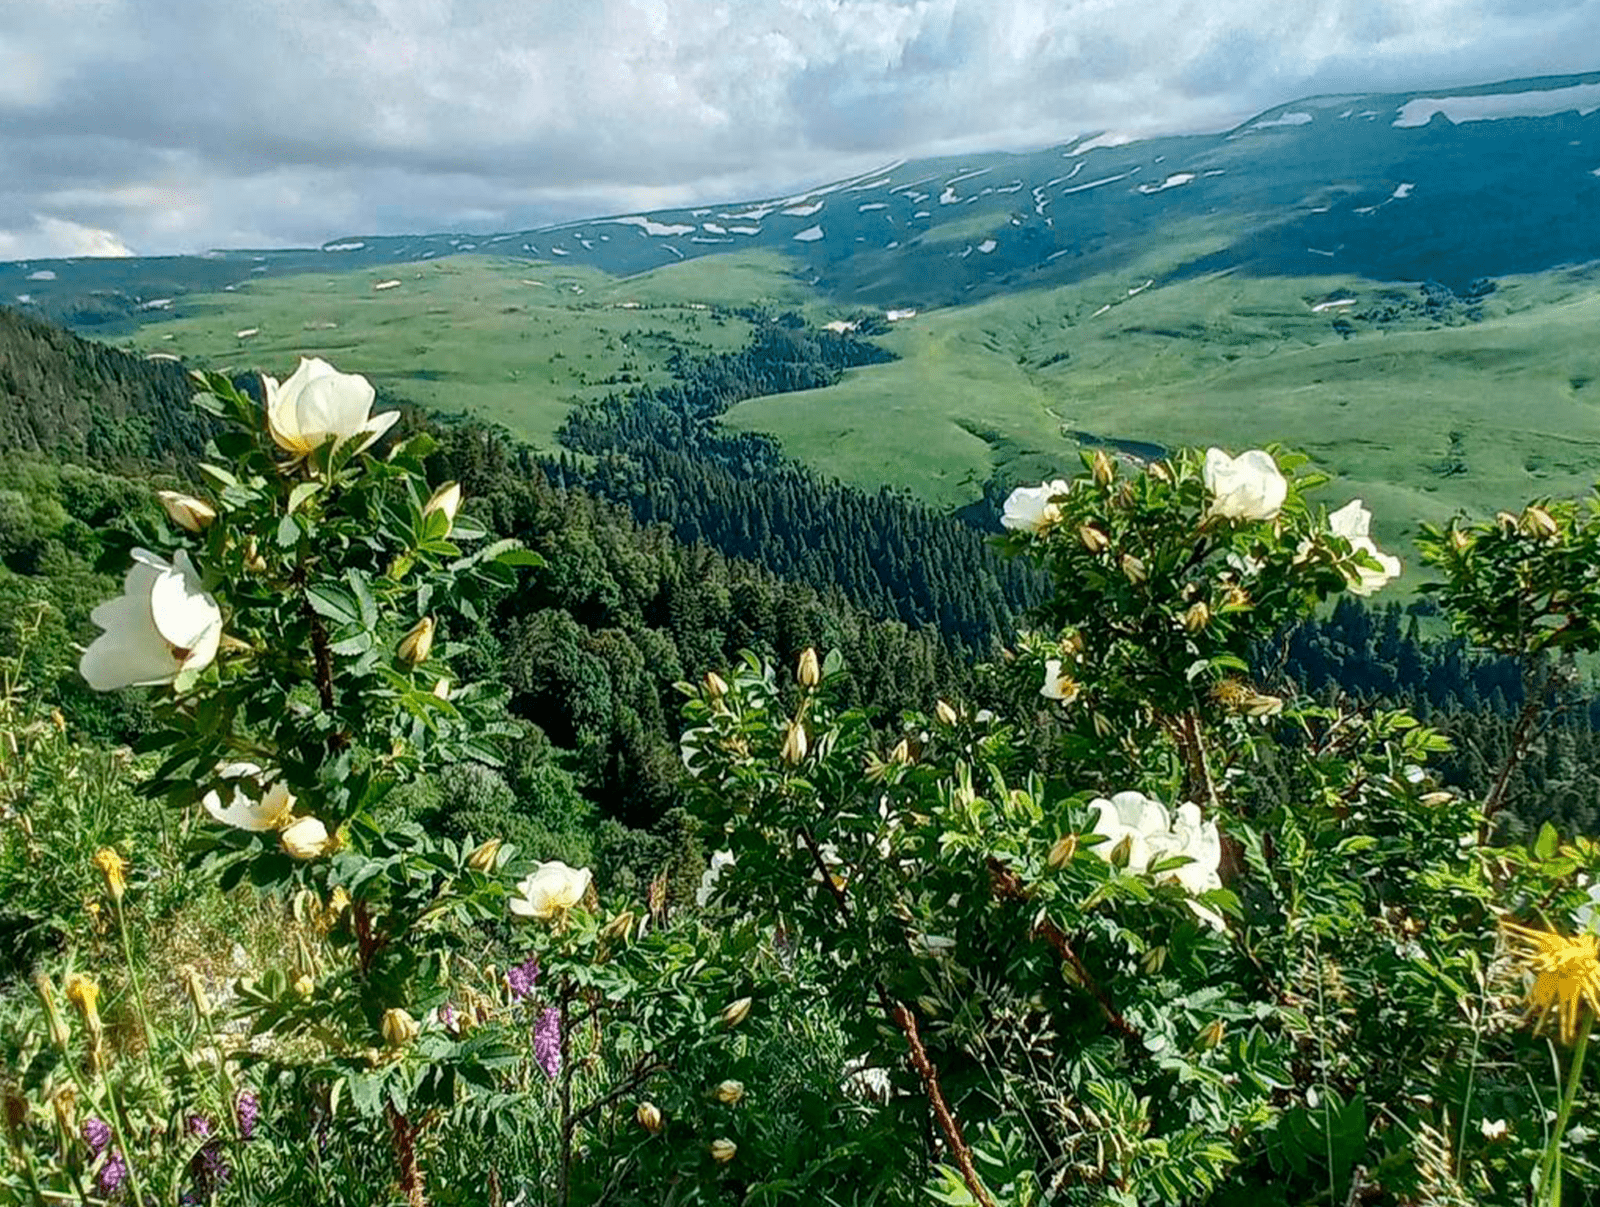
top-left (8, 29), bottom-right (1600, 1207)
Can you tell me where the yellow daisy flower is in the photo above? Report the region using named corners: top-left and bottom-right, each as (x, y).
top-left (1503, 921), bottom-right (1600, 1045)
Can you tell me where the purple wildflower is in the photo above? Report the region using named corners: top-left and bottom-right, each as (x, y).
top-left (82, 1117), bottom-right (112, 1157)
top-left (506, 955), bottom-right (540, 1003)
top-left (186, 1114), bottom-right (212, 1138)
top-left (97, 1149), bottom-right (128, 1199)
top-left (440, 1002), bottom-right (457, 1033)
top-left (235, 1091), bottom-right (259, 1140)
top-left (533, 1006), bottom-right (562, 1080)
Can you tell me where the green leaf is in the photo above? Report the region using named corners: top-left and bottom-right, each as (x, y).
top-left (1534, 821), bottom-right (1561, 860)
top-left (287, 481), bottom-right (322, 514)
top-left (306, 583), bottom-right (361, 626)
top-left (276, 512), bottom-right (302, 549)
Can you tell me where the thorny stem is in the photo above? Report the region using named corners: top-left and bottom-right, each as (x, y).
top-left (388, 1103), bottom-right (427, 1207)
top-left (1480, 661), bottom-right (1561, 841)
top-left (986, 858), bottom-right (1144, 1045)
top-left (797, 824), bottom-right (994, 1207)
top-left (557, 986), bottom-right (575, 1207)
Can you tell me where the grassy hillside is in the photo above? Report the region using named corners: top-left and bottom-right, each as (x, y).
top-left (723, 260), bottom-right (1600, 549)
top-left (109, 252), bottom-right (815, 446)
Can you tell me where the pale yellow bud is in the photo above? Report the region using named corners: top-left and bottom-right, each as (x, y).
top-left (797, 647), bottom-right (820, 689)
top-left (935, 700), bottom-right (958, 727)
top-left (423, 481), bottom-right (462, 529)
top-left (157, 490), bottom-right (217, 533)
top-left (1420, 790), bottom-right (1455, 806)
top-left (432, 678), bottom-right (451, 700)
top-left (243, 537), bottom-right (267, 573)
top-left (92, 847), bottom-right (127, 904)
top-left (1197, 1019), bottom-right (1227, 1050)
top-left (1141, 945), bottom-right (1168, 975)
top-left (1519, 505), bottom-right (1559, 540)
top-left (710, 1138), bottom-right (737, 1164)
top-left (1147, 461), bottom-right (1172, 484)
top-left (1449, 528), bottom-right (1473, 553)
top-left (720, 997), bottom-right (752, 1028)
top-left (715, 1079), bottom-right (745, 1105)
top-left (704, 671), bottom-right (729, 699)
top-left (781, 721), bottom-right (808, 765)
top-left (1183, 602), bottom-right (1211, 634)
top-left (601, 909), bottom-right (637, 942)
top-left (398, 617), bottom-right (435, 664)
top-left (180, 965), bottom-right (213, 1020)
top-left (1078, 524), bottom-right (1109, 554)
top-left (293, 974), bottom-right (315, 998)
top-left (1120, 553), bottom-right (1147, 584)
top-left (280, 817), bottom-right (330, 861)
top-left (1091, 449), bottom-right (1115, 487)
top-left (1243, 693), bottom-right (1284, 718)
top-left (34, 975), bottom-right (71, 1052)
top-left (1108, 834), bottom-right (1134, 869)
top-left (1092, 711), bottom-right (1113, 739)
top-left (382, 1007), bottom-right (421, 1049)
top-left (636, 1102), bottom-right (664, 1134)
top-left (1047, 834), bottom-right (1078, 870)
top-left (889, 738), bottom-right (913, 765)
top-left (466, 837), bottom-right (503, 873)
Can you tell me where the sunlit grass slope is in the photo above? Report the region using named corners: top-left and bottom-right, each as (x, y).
top-left (116, 252), bottom-right (814, 446)
top-left (725, 262), bottom-right (1600, 550)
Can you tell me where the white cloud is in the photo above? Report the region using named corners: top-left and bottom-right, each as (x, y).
top-left (0, 216), bottom-right (134, 258)
top-left (1, 0), bottom-right (1597, 256)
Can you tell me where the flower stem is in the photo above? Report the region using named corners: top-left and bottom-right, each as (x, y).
top-left (112, 896), bottom-right (160, 1082)
top-left (1539, 1012), bottom-right (1592, 1207)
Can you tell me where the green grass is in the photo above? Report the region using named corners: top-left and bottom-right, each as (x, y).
top-left (113, 253), bottom-right (816, 447)
top-left (725, 261), bottom-right (1600, 558)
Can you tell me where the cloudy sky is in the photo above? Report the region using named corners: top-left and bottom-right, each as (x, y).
top-left (2, 0), bottom-right (1597, 259)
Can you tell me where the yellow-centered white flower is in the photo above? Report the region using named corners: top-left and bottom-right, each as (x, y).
top-left (80, 549), bottom-right (223, 691)
top-left (1001, 480), bottom-right (1071, 534)
top-left (1327, 499), bottom-right (1401, 595)
top-left (202, 763), bottom-right (296, 832)
top-left (263, 357), bottom-right (398, 459)
top-left (1203, 448), bottom-right (1286, 521)
top-left (1088, 791), bottom-right (1224, 929)
top-left (509, 861), bottom-right (593, 920)
top-left (1040, 659), bottom-right (1080, 703)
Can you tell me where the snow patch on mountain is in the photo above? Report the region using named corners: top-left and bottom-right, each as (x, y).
top-left (793, 225), bottom-right (825, 242)
top-left (1251, 111), bottom-right (1313, 130)
top-left (782, 201), bottom-right (824, 217)
top-left (1070, 132), bottom-right (1136, 155)
top-left (1395, 82), bottom-right (1600, 127)
top-left (859, 202), bottom-right (888, 211)
top-left (1063, 169), bottom-right (1137, 194)
top-left (1392, 183), bottom-right (1415, 199)
top-left (611, 216), bottom-right (697, 236)
top-left (1138, 173), bottom-right (1195, 194)
top-left (977, 239), bottom-right (997, 254)
top-left (323, 241), bottom-right (366, 252)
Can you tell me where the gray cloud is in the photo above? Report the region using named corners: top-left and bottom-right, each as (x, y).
top-left (2, 0), bottom-right (1597, 257)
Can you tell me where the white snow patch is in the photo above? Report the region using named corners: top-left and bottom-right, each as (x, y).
top-left (610, 216), bottom-right (697, 236)
top-left (1392, 182), bottom-right (1414, 199)
top-left (781, 201), bottom-right (824, 217)
top-left (235, 327), bottom-right (260, 338)
top-left (721, 205), bottom-right (778, 221)
top-left (1063, 169), bottom-right (1137, 195)
top-left (792, 225), bottom-right (825, 242)
top-left (577, 239), bottom-right (593, 250)
top-left (458, 243), bottom-right (476, 251)
top-left (1138, 172), bottom-right (1195, 194)
top-left (373, 279), bottom-right (401, 290)
top-left (27, 269), bottom-right (56, 281)
top-left (823, 320), bottom-right (857, 333)
top-left (1091, 303), bottom-right (1112, 317)
top-left (521, 279), bottom-right (546, 286)
top-left (1338, 109), bottom-right (1354, 119)
top-left (728, 226), bottom-right (761, 235)
top-left (938, 187), bottom-right (960, 205)
top-left (138, 298), bottom-right (173, 310)
top-left (550, 247), bottom-right (570, 256)
top-left (1251, 111), bottom-right (1313, 129)
top-left (885, 308), bottom-right (917, 322)
top-left (661, 245), bottom-right (684, 259)
top-left (1127, 279), bottom-right (1153, 297)
top-left (1353, 206), bottom-right (1377, 215)
top-left (690, 236), bottom-right (733, 244)
top-left (1203, 169), bottom-right (1226, 177)
top-left (1395, 83), bottom-right (1600, 127)
top-left (13, 294), bottom-right (31, 304)
top-left (848, 176), bottom-right (893, 192)
top-left (692, 208), bottom-right (710, 216)
top-left (1593, 168), bottom-right (1600, 177)
top-left (1307, 248), bottom-right (1337, 257)
top-left (571, 285), bottom-right (584, 294)
top-left (1070, 131), bottom-right (1137, 155)
top-left (1312, 298), bottom-right (1357, 312)
top-left (144, 352), bottom-right (181, 362)
top-left (858, 202), bottom-right (888, 211)
top-left (1046, 248), bottom-right (1071, 261)
top-left (617, 301), bottom-right (640, 309)
top-left (885, 241), bottom-right (900, 249)
top-left (903, 191), bottom-right (928, 204)
top-left (977, 239), bottom-right (997, 254)
top-left (913, 211), bottom-right (931, 218)
top-left (959, 246), bottom-right (972, 259)
top-left (995, 180), bottom-right (1025, 193)
top-left (701, 222), bottom-right (727, 234)
top-left (944, 167), bottom-right (991, 186)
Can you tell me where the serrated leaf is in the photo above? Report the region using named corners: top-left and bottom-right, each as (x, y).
top-left (287, 481), bottom-right (322, 514)
top-left (305, 583), bottom-right (361, 626)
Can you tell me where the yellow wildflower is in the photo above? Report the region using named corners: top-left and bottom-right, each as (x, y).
top-left (1503, 921), bottom-right (1600, 1044)
top-left (92, 847), bottom-right (127, 903)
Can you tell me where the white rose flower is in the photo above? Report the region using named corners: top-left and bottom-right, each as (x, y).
top-left (264, 357), bottom-right (399, 460)
top-left (509, 861), bottom-right (593, 920)
top-left (1327, 499), bottom-right (1401, 595)
top-left (1001, 480), bottom-right (1071, 534)
top-left (1040, 659), bottom-right (1080, 704)
top-left (80, 549), bottom-right (223, 692)
top-left (1088, 791), bottom-right (1172, 874)
top-left (1204, 448), bottom-right (1287, 521)
top-left (201, 763), bottom-right (296, 832)
top-left (280, 816), bottom-right (330, 861)
top-left (695, 849), bottom-right (736, 908)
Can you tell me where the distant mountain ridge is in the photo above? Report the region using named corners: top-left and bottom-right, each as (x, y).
top-left (5, 70), bottom-right (1600, 331)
